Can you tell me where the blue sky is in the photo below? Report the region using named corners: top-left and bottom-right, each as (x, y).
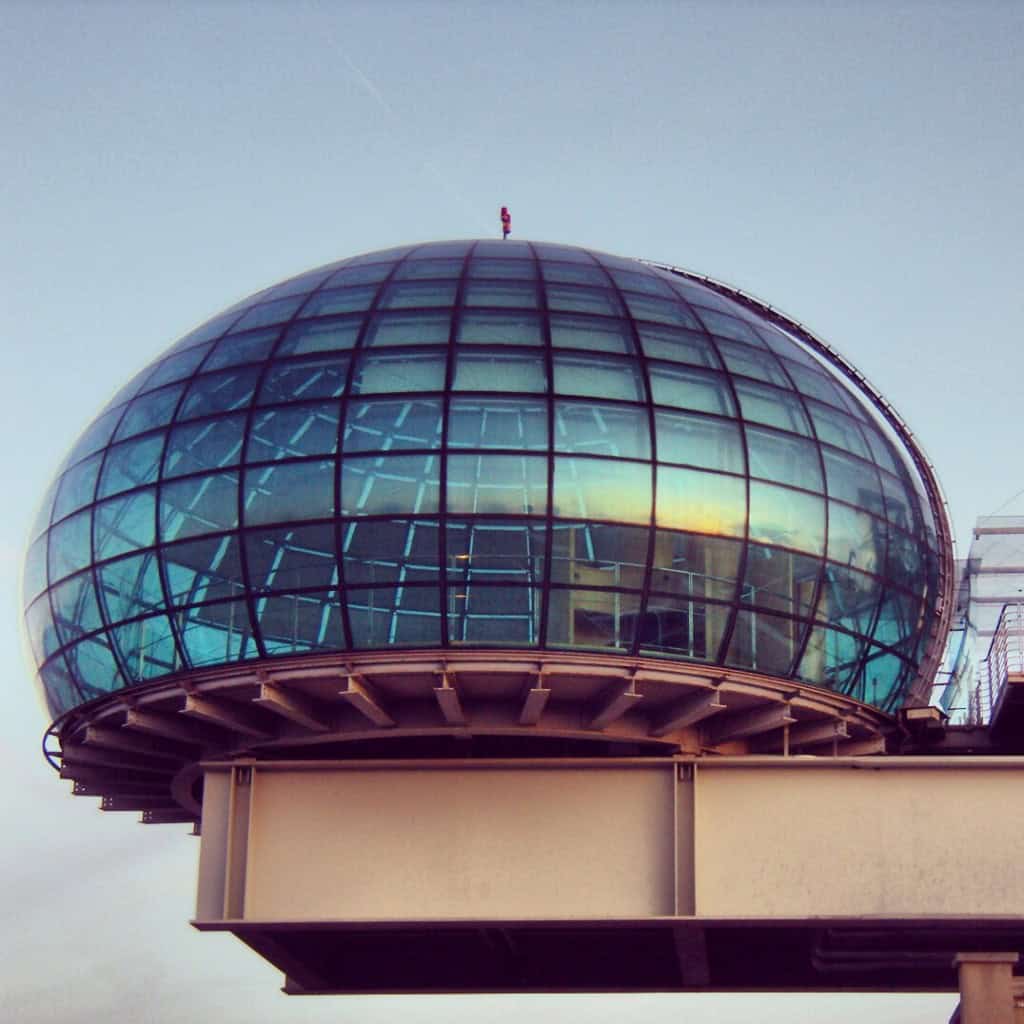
top-left (4, 2), bottom-right (1022, 1019)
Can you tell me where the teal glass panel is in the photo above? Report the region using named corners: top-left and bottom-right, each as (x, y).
top-left (656, 466), bottom-right (746, 537)
top-left (807, 400), bottom-right (872, 459)
top-left (39, 657), bottom-right (82, 717)
top-left (860, 422), bottom-right (901, 474)
top-left (178, 600), bottom-right (256, 666)
top-left (554, 401), bottom-right (649, 459)
top-left (450, 398), bottom-right (548, 450)
top-left (797, 625), bottom-right (865, 692)
top-left (94, 489), bottom-right (156, 560)
top-left (161, 472), bottom-right (238, 541)
top-left (655, 411), bottom-right (743, 472)
top-left (547, 588), bottom-right (642, 652)
top-left (363, 311), bottom-right (452, 347)
top-left (325, 262), bottom-right (394, 287)
top-left (29, 478), bottom-right (58, 541)
top-left (540, 261), bottom-right (606, 285)
top-left (468, 257), bottom-right (537, 280)
top-left (823, 449), bottom-right (885, 514)
top-left (66, 406), bottom-right (123, 462)
top-left (448, 454), bottom-right (548, 516)
top-left (114, 384), bottom-right (184, 440)
top-left (749, 482), bottom-right (825, 555)
top-left (553, 457), bottom-right (650, 524)
top-left (649, 364), bottom-right (733, 415)
top-left (638, 596), bottom-right (730, 662)
top-left (248, 403), bottom-right (341, 460)
top-left (725, 609), bottom-right (806, 676)
top-left (341, 454), bottom-right (441, 516)
top-left (299, 284), bottom-right (376, 317)
top-left (344, 398), bottom-right (442, 452)
top-left (755, 323), bottom-right (818, 366)
top-left (278, 316), bottom-right (362, 356)
top-left (244, 460), bottom-right (334, 525)
top-left (533, 243), bottom-right (595, 263)
top-left (63, 634), bottom-right (124, 696)
top-left (343, 519), bottom-right (440, 585)
top-left (735, 381), bottom-right (812, 435)
top-left (97, 435), bottom-right (164, 498)
top-left (879, 468), bottom-right (916, 532)
top-left (258, 355), bottom-right (349, 404)
top-left (143, 343), bottom-right (213, 390)
top-left (247, 523), bottom-right (339, 591)
top-left (97, 553), bottom-right (163, 621)
top-left (230, 295), bottom-right (304, 331)
top-left (465, 281), bottom-right (540, 309)
top-left (745, 426), bottom-right (823, 492)
top-left (741, 543), bottom-right (821, 617)
top-left (784, 361), bottom-right (857, 410)
top-left (453, 351), bottom-right (547, 392)
top-left (553, 354), bottom-right (643, 401)
top-left (610, 268), bottom-right (676, 297)
top-left (53, 453), bottom-right (102, 520)
top-left (395, 257), bottom-right (464, 279)
top-left (716, 339), bottom-right (789, 387)
top-left (163, 535), bottom-right (245, 605)
top-left (24, 534), bottom-right (49, 603)
top-left (447, 585), bottom-right (541, 644)
top-left (203, 328), bottom-right (279, 371)
top-left (625, 293), bottom-right (701, 329)
top-left (637, 324), bottom-right (719, 367)
top-left (256, 591), bottom-right (344, 655)
top-left (112, 615), bottom-right (180, 682)
top-left (550, 522), bottom-right (648, 589)
top-left (351, 350), bottom-right (447, 394)
top-left (694, 307), bottom-right (762, 344)
top-left (649, 531), bottom-right (740, 601)
top-left (446, 519), bottom-right (546, 583)
top-left (872, 588), bottom-right (924, 650)
top-left (817, 563), bottom-right (882, 635)
top-left (347, 585), bottom-right (441, 647)
top-left (546, 284), bottom-right (623, 318)
top-left (827, 500), bottom-right (884, 574)
top-left (48, 509), bottom-right (92, 582)
top-left (25, 595), bottom-right (60, 666)
top-left (859, 646), bottom-right (908, 711)
top-left (179, 368), bottom-right (259, 420)
top-left (378, 280), bottom-right (457, 309)
top-left (549, 314), bottom-right (634, 354)
top-left (458, 310), bottom-right (543, 347)
top-left (169, 308), bottom-right (241, 351)
top-left (165, 414), bottom-right (247, 476)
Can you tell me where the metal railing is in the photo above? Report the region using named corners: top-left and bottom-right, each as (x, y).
top-left (968, 602), bottom-right (1024, 725)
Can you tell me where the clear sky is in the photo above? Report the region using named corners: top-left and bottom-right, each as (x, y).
top-left (4, 1), bottom-right (1022, 1020)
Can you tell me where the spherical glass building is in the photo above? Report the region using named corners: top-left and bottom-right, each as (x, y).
top-left (24, 239), bottom-right (952, 744)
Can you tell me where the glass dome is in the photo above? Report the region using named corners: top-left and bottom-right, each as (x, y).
top-left (23, 240), bottom-right (949, 719)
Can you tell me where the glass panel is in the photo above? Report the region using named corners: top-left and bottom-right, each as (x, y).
top-left (94, 489), bottom-right (156, 560)
top-left (453, 351), bottom-right (547, 393)
top-left (468, 257), bottom-right (537, 280)
top-left (160, 472), bottom-right (239, 541)
top-left (649, 364), bottom-right (733, 415)
top-left (248, 403), bottom-right (341, 460)
top-left (798, 625), bottom-right (866, 692)
top-left (817, 563), bottom-right (882, 636)
top-left (553, 354), bottom-right (643, 401)
top-left (247, 523), bottom-right (339, 591)
top-left (29, 478), bottom-right (58, 541)
top-left (363, 311), bottom-right (452, 347)
top-left (378, 280), bottom-right (457, 309)
top-left (48, 509), bottom-right (92, 582)
top-left (143, 343), bottom-right (212, 390)
top-left (533, 243), bottom-right (596, 263)
top-left (540, 261), bottom-right (607, 285)
top-left (745, 426), bottom-right (823, 492)
top-left (179, 368), bottom-right (260, 420)
top-left (259, 266), bottom-right (334, 300)
top-left (97, 553), bottom-right (163, 622)
top-left (343, 519), bottom-right (440, 585)
top-left (550, 522), bottom-right (647, 589)
top-left (859, 646), bottom-right (909, 711)
top-left (637, 324), bottom-right (719, 367)
top-left (735, 381), bottom-right (811, 435)
top-left (656, 467), bottom-right (745, 537)
top-left (554, 401), bottom-right (648, 458)
top-left (97, 435), bottom-right (164, 498)
top-left (547, 588), bottom-right (641, 652)
top-left (25, 595), bottom-right (60, 666)
top-left (114, 384), bottom-right (184, 440)
top-left (258, 355), bottom-right (349, 404)
top-left (549, 314), bottom-right (633, 354)
top-left (553, 458), bottom-right (651, 524)
top-left (749, 482), bottom-right (825, 555)
top-left (465, 281), bottom-right (539, 309)
top-left (694, 307), bottom-right (762, 343)
top-left (860, 421), bottom-right (901, 474)
top-left (886, 523), bottom-right (925, 593)
top-left (741, 543), bottom-right (821, 617)
top-left (823, 449), bottom-right (885, 514)
top-left (755, 323), bottom-right (817, 366)
top-left (610, 268), bottom-right (675, 297)
top-left (244, 460), bottom-right (334, 525)
top-left (638, 596), bottom-right (730, 662)
top-left (24, 534), bottom-right (49, 603)
top-left (807, 400), bottom-right (871, 459)
top-left (341, 454), bottom-right (441, 516)
top-left (450, 398), bottom-right (548, 450)
top-left (408, 241), bottom-right (473, 258)
top-left (112, 615), bottom-right (179, 682)
top-left (546, 284), bottom-right (623, 317)
top-left (66, 406), bottom-right (123, 462)
top-left (344, 398), bottom-right (442, 452)
top-left (178, 600), bottom-right (257, 667)
top-left (39, 657), bottom-right (82, 717)
top-left (163, 535), bottom-right (245, 605)
top-left (351, 350), bottom-right (447, 394)
top-left (448, 454), bottom-right (548, 516)
top-left (394, 257), bottom-right (464, 279)
top-left (53, 453), bottom-right (103, 521)
top-left (725, 609), bottom-right (806, 676)
top-left (170, 308), bottom-right (242, 351)
top-left (447, 585), bottom-right (541, 645)
top-left (325, 262), bottom-right (394, 287)
top-left (446, 519), bottom-right (546, 583)
top-left (299, 285), bottom-right (376, 317)
top-left (230, 295), bottom-right (304, 331)
top-left (347, 585), bottom-right (441, 647)
top-left (828, 500), bottom-right (885, 574)
top-left (784, 361), bottom-right (856, 410)
top-left (655, 411), bottom-right (743, 472)
top-left (716, 339), bottom-right (789, 387)
top-left (879, 469), bottom-right (916, 531)
top-left (278, 316), bottom-right (362, 356)
top-left (256, 591), bottom-right (344, 655)
top-left (650, 531), bottom-right (740, 601)
top-left (63, 634), bottom-right (124, 696)
top-left (871, 588), bottom-right (924, 650)
top-left (165, 414), bottom-right (247, 476)
top-left (624, 293), bottom-right (701, 328)
top-left (458, 310), bottom-right (543, 347)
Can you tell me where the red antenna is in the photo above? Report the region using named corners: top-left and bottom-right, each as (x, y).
top-left (500, 206), bottom-right (511, 239)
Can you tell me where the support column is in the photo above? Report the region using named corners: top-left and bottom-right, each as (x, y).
top-left (952, 952), bottom-right (1019, 1024)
